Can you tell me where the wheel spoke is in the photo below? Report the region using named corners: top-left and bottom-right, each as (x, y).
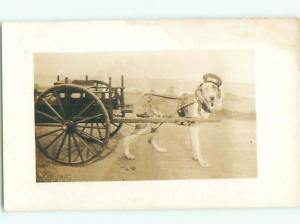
top-left (96, 123), bottom-right (103, 139)
top-left (64, 89), bottom-right (72, 119)
top-left (75, 132), bottom-right (97, 156)
top-left (89, 142), bottom-right (101, 154)
top-left (36, 123), bottom-right (62, 127)
top-left (74, 114), bottom-right (103, 124)
top-left (74, 101), bottom-right (95, 118)
top-left (76, 130), bottom-right (104, 145)
top-left (60, 148), bottom-right (76, 161)
top-left (44, 93), bottom-right (55, 103)
top-left (101, 121), bottom-right (108, 128)
top-left (71, 133), bottom-right (84, 162)
top-left (36, 109), bottom-right (61, 123)
top-left (111, 122), bottom-right (118, 127)
top-left (90, 123), bottom-right (93, 136)
top-left (53, 90), bottom-right (66, 119)
top-left (68, 133), bottom-right (72, 163)
top-left (55, 132), bottom-right (67, 160)
top-left (78, 122), bottom-right (88, 135)
top-left (72, 150), bottom-right (80, 162)
top-left (86, 145), bottom-right (90, 158)
top-left (36, 128), bottom-right (63, 139)
top-left (76, 124), bottom-right (106, 129)
top-left (42, 131), bottom-right (64, 152)
top-left (41, 98), bottom-right (64, 121)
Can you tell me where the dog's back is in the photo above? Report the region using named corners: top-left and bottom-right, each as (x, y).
top-left (133, 93), bottom-right (195, 118)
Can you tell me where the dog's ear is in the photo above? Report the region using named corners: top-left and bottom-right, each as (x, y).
top-left (215, 87), bottom-right (223, 111)
top-left (217, 88), bottom-right (221, 99)
top-left (195, 84), bottom-right (204, 104)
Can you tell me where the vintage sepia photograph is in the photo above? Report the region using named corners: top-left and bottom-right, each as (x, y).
top-left (34, 50), bottom-right (256, 182)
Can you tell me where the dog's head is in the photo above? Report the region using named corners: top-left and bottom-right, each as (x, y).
top-left (195, 74), bottom-right (223, 113)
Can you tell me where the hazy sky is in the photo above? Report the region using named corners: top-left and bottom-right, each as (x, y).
top-left (34, 50), bottom-right (255, 87)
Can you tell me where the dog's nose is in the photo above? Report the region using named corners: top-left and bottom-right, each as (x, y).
top-left (210, 96), bottom-right (215, 101)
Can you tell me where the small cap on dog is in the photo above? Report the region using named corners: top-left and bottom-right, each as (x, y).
top-left (203, 74), bottom-right (222, 87)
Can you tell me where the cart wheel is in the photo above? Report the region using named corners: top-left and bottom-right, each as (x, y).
top-left (35, 84), bottom-right (110, 165)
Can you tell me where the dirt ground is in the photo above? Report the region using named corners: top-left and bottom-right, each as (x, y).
top-left (36, 115), bottom-right (256, 182)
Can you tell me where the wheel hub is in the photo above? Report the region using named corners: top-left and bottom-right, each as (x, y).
top-left (62, 121), bottom-right (76, 133)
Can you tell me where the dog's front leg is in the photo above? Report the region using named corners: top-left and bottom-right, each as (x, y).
top-left (189, 126), bottom-right (210, 167)
top-left (123, 124), bottom-right (149, 160)
top-left (148, 128), bottom-right (167, 153)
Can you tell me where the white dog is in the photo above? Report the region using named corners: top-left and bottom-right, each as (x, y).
top-left (123, 74), bottom-right (222, 167)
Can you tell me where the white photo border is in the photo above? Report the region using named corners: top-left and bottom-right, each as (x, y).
top-left (3, 19), bottom-right (300, 210)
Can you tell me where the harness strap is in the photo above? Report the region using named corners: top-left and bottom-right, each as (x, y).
top-left (144, 93), bottom-right (181, 100)
top-left (144, 88), bottom-right (212, 118)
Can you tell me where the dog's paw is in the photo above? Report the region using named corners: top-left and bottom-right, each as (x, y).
top-left (125, 153), bottom-right (136, 160)
top-left (153, 145), bottom-right (168, 152)
top-left (156, 147), bottom-right (168, 153)
top-left (199, 160), bottom-right (210, 167)
top-left (192, 153), bottom-right (198, 160)
top-left (151, 140), bottom-right (168, 153)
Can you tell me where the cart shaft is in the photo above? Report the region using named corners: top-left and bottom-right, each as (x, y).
top-left (113, 117), bottom-right (220, 124)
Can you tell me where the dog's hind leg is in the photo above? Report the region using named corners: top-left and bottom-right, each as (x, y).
top-left (124, 124), bottom-right (150, 160)
top-left (148, 126), bottom-right (168, 153)
top-left (189, 126), bottom-right (210, 167)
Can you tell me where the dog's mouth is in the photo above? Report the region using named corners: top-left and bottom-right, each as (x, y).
top-left (204, 100), bottom-right (216, 111)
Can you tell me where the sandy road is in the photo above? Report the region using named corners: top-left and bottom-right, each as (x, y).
top-left (36, 116), bottom-right (256, 182)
